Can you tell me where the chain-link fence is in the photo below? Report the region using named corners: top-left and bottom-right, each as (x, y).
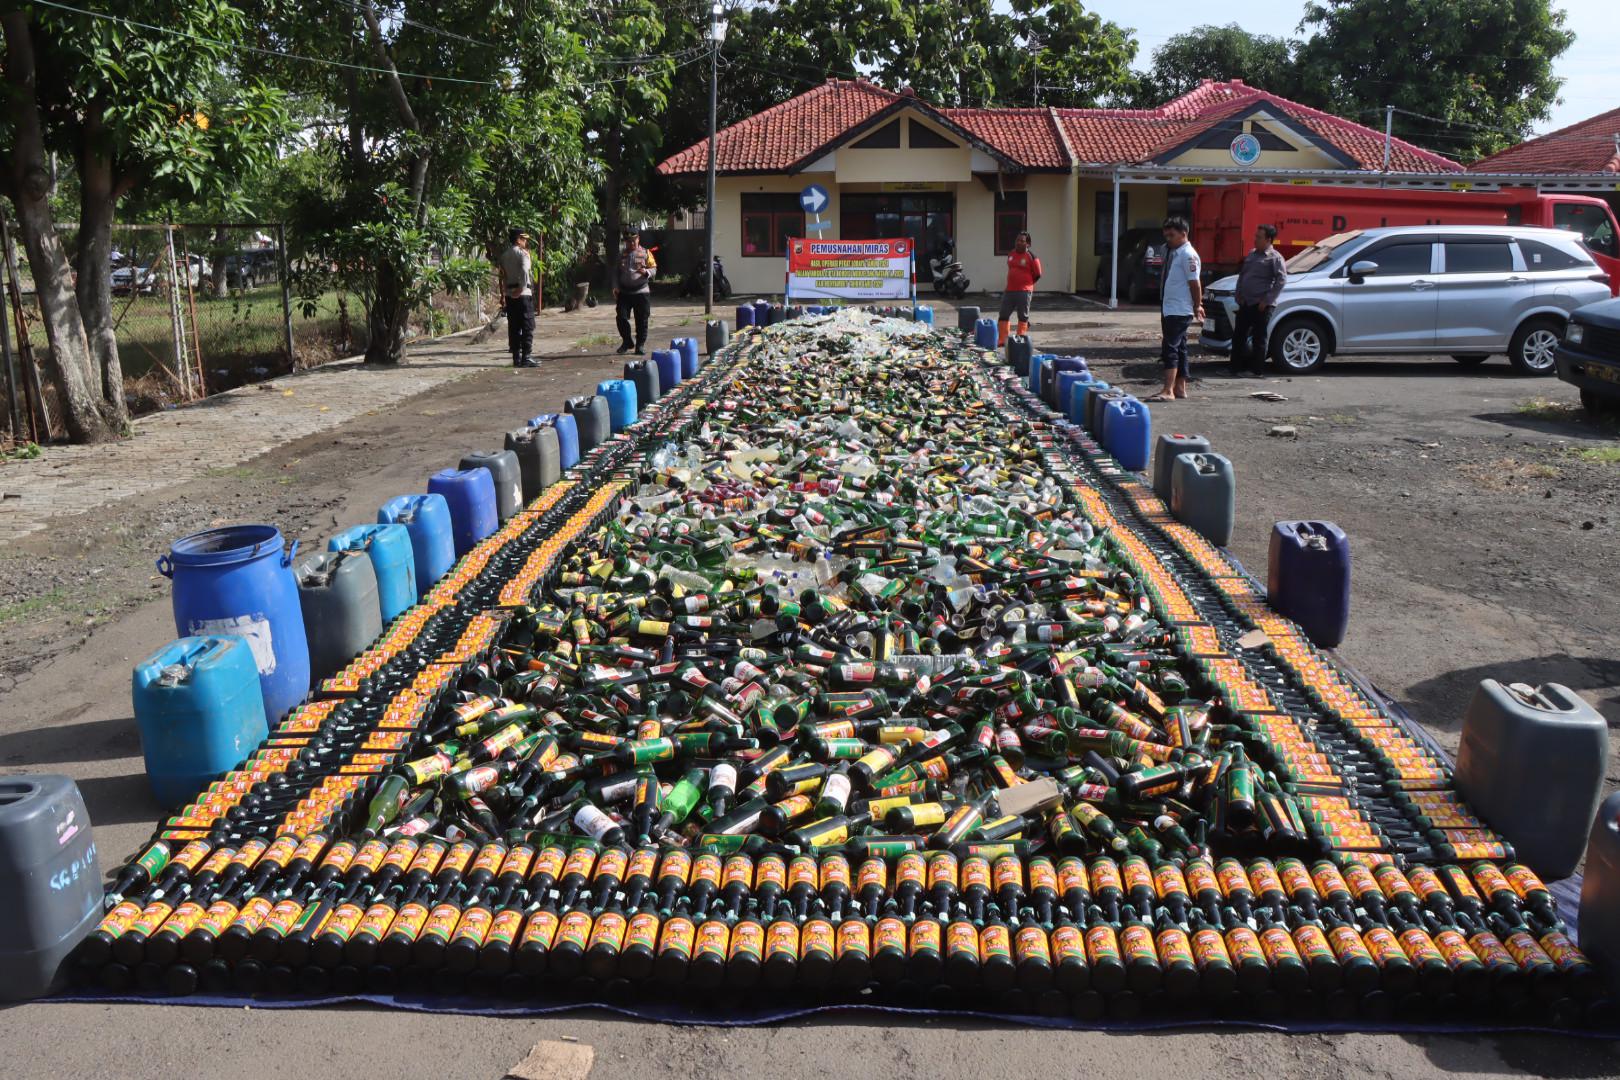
top-left (1, 222), bottom-right (492, 445)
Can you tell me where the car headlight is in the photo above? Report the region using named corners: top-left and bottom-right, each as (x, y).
top-left (1566, 323), bottom-right (1585, 345)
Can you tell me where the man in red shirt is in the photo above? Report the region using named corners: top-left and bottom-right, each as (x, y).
top-left (998, 231), bottom-right (1042, 345)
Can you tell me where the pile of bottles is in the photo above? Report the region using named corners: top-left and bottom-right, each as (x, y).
top-left (75, 311), bottom-right (1606, 1025)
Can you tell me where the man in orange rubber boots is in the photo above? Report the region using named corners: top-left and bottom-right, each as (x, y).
top-left (997, 231), bottom-right (1042, 346)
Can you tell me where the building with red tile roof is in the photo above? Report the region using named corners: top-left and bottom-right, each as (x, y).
top-left (659, 79), bottom-right (1617, 297)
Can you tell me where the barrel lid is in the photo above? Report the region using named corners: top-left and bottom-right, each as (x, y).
top-left (168, 524), bottom-right (283, 567)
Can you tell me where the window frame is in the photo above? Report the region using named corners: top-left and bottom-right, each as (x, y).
top-left (739, 194), bottom-right (805, 259)
top-left (994, 192), bottom-right (1029, 256)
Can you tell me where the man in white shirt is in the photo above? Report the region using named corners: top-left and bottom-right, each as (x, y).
top-left (1151, 216), bottom-right (1203, 401)
top-left (499, 228), bottom-right (537, 368)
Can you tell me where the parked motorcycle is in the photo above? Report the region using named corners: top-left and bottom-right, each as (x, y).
top-left (929, 242), bottom-right (970, 299)
top-left (681, 255), bottom-right (732, 300)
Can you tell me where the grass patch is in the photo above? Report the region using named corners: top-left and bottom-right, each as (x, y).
top-left (1, 441), bottom-right (43, 462)
top-left (1516, 397), bottom-right (1584, 422)
top-left (0, 589), bottom-right (66, 624)
top-left (1571, 445), bottom-right (1620, 464)
top-left (574, 333), bottom-right (617, 349)
top-left (1458, 456), bottom-right (1563, 491)
top-left (204, 465), bottom-right (258, 480)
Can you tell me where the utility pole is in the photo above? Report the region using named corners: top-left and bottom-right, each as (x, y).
top-left (1382, 105), bottom-right (1394, 173)
top-left (704, 2), bottom-right (721, 316)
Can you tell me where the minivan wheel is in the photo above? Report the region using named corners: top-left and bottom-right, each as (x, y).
top-left (1508, 318), bottom-right (1562, 375)
top-left (1270, 316), bottom-right (1329, 373)
top-left (1451, 354), bottom-right (1489, 366)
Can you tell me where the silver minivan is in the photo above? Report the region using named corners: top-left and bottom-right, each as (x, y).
top-left (1202, 225), bottom-right (1612, 374)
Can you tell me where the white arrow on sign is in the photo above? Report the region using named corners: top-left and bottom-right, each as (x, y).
top-left (800, 185), bottom-right (829, 214)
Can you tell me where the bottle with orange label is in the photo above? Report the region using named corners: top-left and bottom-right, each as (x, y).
top-left (1186, 909), bottom-right (1236, 998)
top-left (798, 901), bottom-right (837, 989)
top-left (1151, 910), bottom-right (1198, 1000)
top-left (1119, 910), bottom-right (1162, 994)
top-left (761, 897), bottom-right (801, 989)
top-left (651, 897), bottom-right (696, 986)
top-left (1219, 906), bottom-right (1270, 995)
top-left (943, 903), bottom-right (981, 989)
top-left (513, 901), bottom-right (564, 978)
top-left (833, 909), bottom-right (874, 989)
top-left (1083, 904), bottom-right (1127, 995)
top-left (1357, 912), bottom-right (1417, 997)
top-left (725, 900), bottom-right (766, 989)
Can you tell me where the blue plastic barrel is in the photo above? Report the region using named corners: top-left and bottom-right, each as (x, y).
top-left (672, 337), bottom-right (699, 377)
top-left (1101, 396), bottom-right (1152, 471)
top-left (597, 379), bottom-right (639, 433)
top-left (1268, 521), bottom-right (1351, 649)
top-left (974, 318), bottom-right (998, 351)
top-left (752, 299), bottom-right (770, 327)
top-left (530, 412), bottom-right (580, 470)
top-left (736, 303), bottom-right (755, 329)
top-left (653, 348), bottom-right (682, 394)
top-left (914, 305), bottom-right (933, 326)
top-left (377, 494), bottom-right (454, 597)
top-left (428, 468), bottom-right (498, 557)
top-left (1056, 371), bottom-right (1094, 422)
top-left (328, 523), bottom-right (416, 624)
top-left (1041, 357), bottom-right (1087, 408)
top-left (157, 524), bottom-right (309, 724)
top-left (131, 635), bottom-right (269, 807)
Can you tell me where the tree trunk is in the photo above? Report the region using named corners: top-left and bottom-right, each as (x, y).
top-left (211, 225), bottom-right (229, 298)
top-left (358, 0), bottom-right (424, 364)
top-left (600, 129), bottom-right (623, 293)
top-left (74, 108), bottom-right (128, 428)
top-left (365, 257), bottom-right (408, 365)
top-left (2, 13), bottom-right (114, 443)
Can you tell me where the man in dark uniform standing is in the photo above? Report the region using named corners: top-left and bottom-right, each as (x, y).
top-left (614, 231), bottom-right (657, 355)
top-left (499, 227), bottom-right (537, 367)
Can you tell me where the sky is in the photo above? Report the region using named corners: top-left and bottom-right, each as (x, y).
top-left (1083, 0), bottom-right (1619, 135)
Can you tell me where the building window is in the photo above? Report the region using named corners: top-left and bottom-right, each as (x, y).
top-left (842, 192), bottom-right (954, 268)
top-left (1167, 193), bottom-right (1192, 222)
top-left (1094, 190), bottom-right (1128, 256)
top-left (995, 192), bottom-right (1028, 255)
top-left (740, 193), bottom-right (804, 258)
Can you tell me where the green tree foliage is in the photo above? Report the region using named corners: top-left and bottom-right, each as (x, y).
top-left (1296, 0), bottom-right (1574, 160)
top-left (655, 0), bottom-right (1138, 213)
top-left (0, 1), bottom-right (287, 440)
top-left (1133, 24), bottom-right (1303, 106)
top-left (241, 0), bottom-right (598, 363)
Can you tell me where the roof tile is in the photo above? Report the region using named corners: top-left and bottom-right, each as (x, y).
top-left (1469, 106), bottom-right (1620, 175)
top-left (657, 78), bottom-right (1461, 176)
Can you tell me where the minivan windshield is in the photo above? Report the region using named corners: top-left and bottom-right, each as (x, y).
top-left (1286, 231), bottom-right (1364, 274)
